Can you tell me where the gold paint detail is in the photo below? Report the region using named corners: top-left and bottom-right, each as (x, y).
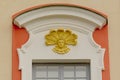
top-left (45, 29), bottom-right (77, 54)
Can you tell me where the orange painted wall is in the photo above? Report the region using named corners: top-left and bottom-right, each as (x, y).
top-left (12, 24), bottom-right (29, 80)
top-left (93, 25), bottom-right (110, 80)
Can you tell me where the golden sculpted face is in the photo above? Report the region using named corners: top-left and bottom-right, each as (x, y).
top-left (57, 40), bottom-right (65, 48)
top-left (45, 29), bottom-right (77, 54)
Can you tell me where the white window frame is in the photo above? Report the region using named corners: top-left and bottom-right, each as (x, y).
top-left (13, 4), bottom-right (107, 80)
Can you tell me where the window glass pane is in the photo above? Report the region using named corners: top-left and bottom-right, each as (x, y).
top-left (76, 79), bottom-right (87, 80)
top-left (48, 71), bottom-right (58, 77)
top-left (36, 71), bottom-right (47, 78)
top-left (36, 79), bottom-right (46, 80)
top-left (76, 71), bottom-right (86, 77)
top-left (63, 66), bottom-right (74, 77)
top-left (36, 66), bottom-right (47, 71)
top-left (47, 79), bottom-right (59, 80)
top-left (76, 66), bottom-right (87, 77)
top-left (64, 66), bottom-right (74, 71)
top-left (64, 71), bottom-right (74, 77)
top-left (48, 66), bottom-right (59, 77)
top-left (48, 66), bottom-right (58, 71)
top-left (64, 79), bottom-right (74, 80)
top-left (35, 66), bottom-right (47, 78)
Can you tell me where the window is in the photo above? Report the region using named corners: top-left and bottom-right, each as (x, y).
top-left (32, 63), bottom-right (90, 80)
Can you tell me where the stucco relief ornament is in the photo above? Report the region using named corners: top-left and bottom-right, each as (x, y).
top-left (45, 29), bottom-right (77, 54)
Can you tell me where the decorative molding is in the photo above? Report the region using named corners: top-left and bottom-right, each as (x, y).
top-left (88, 32), bottom-right (101, 49)
top-left (17, 49), bottom-right (24, 70)
top-left (13, 4), bottom-right (107, 80)
top-left (32, 23), bottom-right (90, 35)
top-left (13, 6), bottom-right (106, 32)
top-left (45, 29), bottom-right (77, 54)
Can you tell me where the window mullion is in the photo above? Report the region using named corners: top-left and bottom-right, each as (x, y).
top-left (86, 64), bottom-right (90, 80)
top-left (32, 65), bottom-right (36, 80)
top-left (59, 65), bottom-right (64, 80)
top-left (74, 65), bottom-right (76, 80)
top-left (46, 65), bottom-right (48, 80)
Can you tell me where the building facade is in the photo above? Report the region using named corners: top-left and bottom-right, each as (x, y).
top-left (0, 0), bottom-right (120, 80)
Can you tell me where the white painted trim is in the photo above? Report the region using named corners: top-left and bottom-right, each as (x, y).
top-left (13, 5), bottom-right (107, 80)
top-left (14, 6), bottom-right (106, 31)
